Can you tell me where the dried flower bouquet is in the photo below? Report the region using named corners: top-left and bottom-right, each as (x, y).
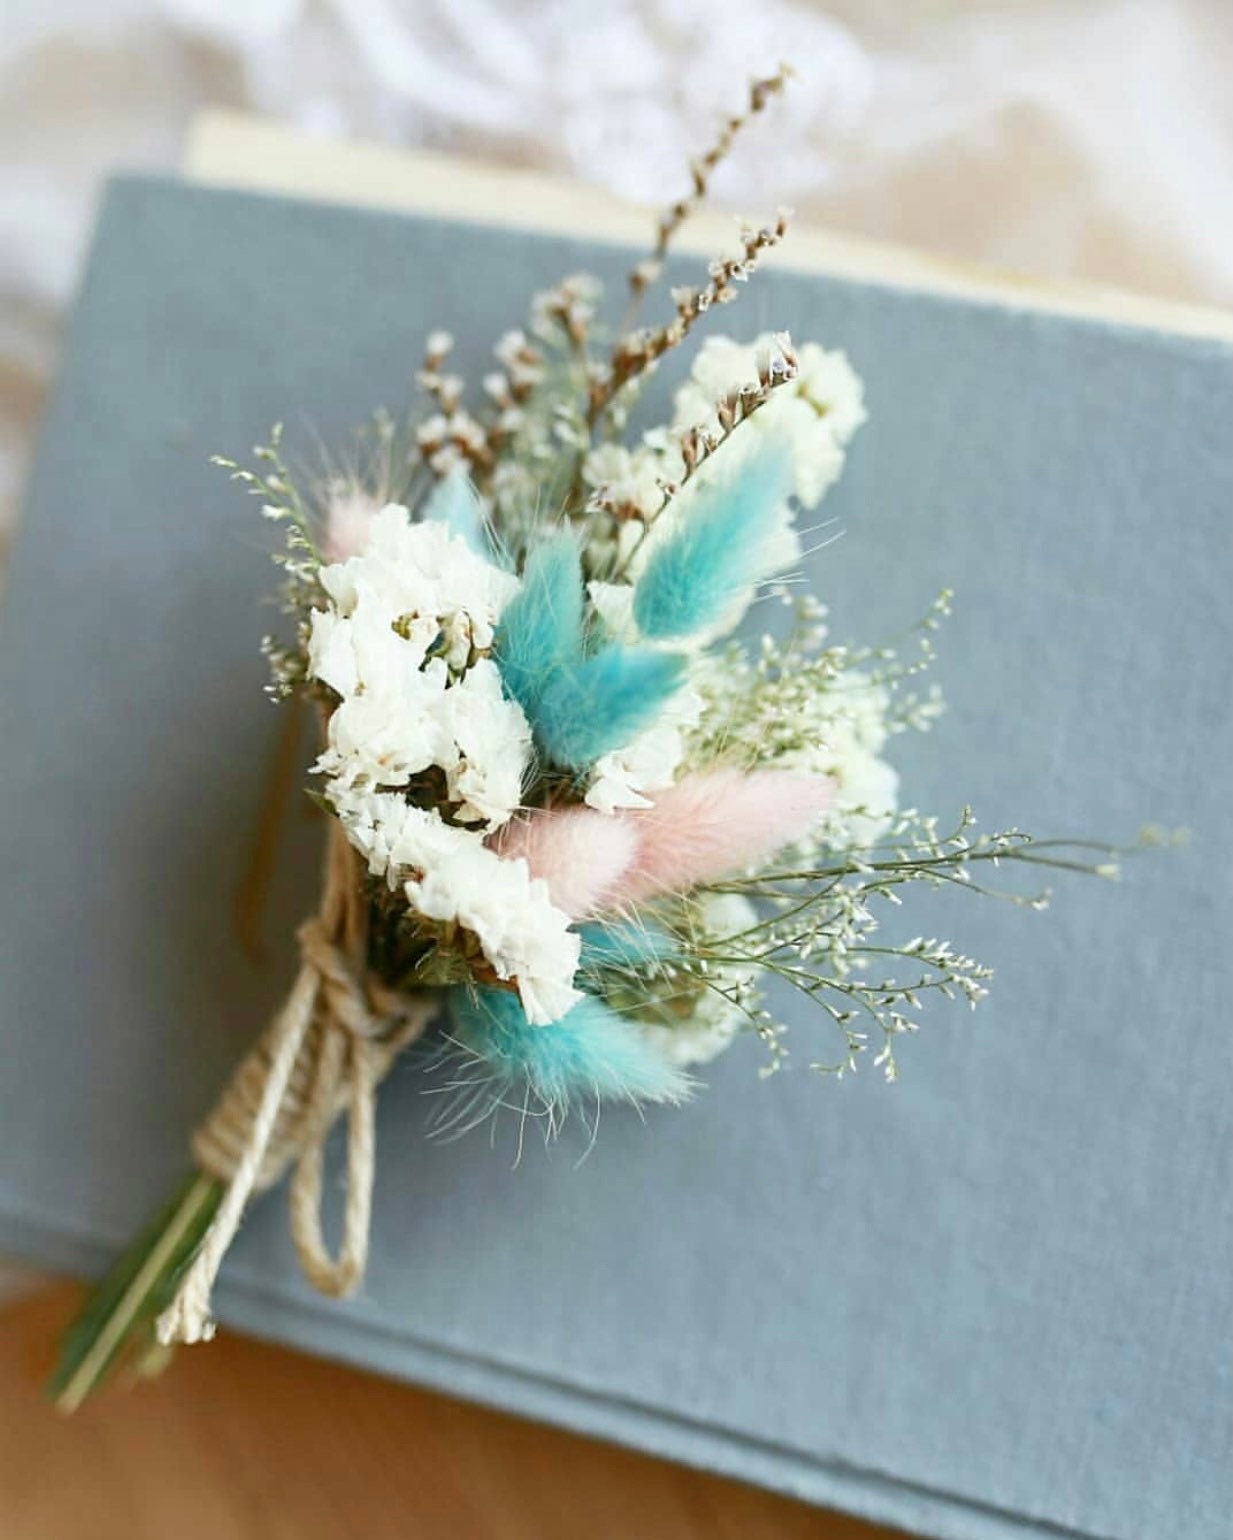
top-left (52, 70), bottom-right (1130, 1410)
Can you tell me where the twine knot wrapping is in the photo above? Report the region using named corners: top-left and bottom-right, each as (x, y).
top-left (157, 827), bottom-right (436, 1347)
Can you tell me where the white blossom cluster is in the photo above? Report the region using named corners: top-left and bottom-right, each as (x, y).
top-left (671, 335), bottom-right (867, 509)
top-left (583, 685), bottom-right (704, 815)
top-left (331, 787), bottom-right (582, 1026)
top-left (307, 505), bottom-right (582, 1025)
top-left (581, 442), bottom-right (666, 522)
top-left (308, 505), bottom-right (529, 828)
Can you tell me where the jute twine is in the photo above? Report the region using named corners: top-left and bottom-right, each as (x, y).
top-left (157, 820), bottom-right (436, 1346)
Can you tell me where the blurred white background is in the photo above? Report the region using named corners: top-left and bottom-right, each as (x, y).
top-left (2, 0), bottom-right (1231, 557)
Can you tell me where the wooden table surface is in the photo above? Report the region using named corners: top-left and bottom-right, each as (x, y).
top-left (0, 1283), bottom-right (904, 1540)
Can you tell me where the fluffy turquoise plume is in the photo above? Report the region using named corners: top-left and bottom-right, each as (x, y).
top-left (495, 532), bottom-right (683, 770)
top-left (422, 470), bottom-right (507, 564)
top-left (577, 917), bottom-right (679, 973)
top-left (534, 644), bottom-right (684, 770)
top-left (422, 469), bottom-right (484, 549)
top-left (449, 986), bottom-right (691, 1121)
top-left (632, 443), bottom-right (796, 640)
top-left (493, 530), bottom-right (584, 719)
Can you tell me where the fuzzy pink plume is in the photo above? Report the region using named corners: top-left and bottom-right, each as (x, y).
top-left (324, 484), bottom-right (382, 561)
top-left (609, 768), bottom-right (834, 907)
top-left (492, 769), bottom-right (832, 918)
top-left (491, 806), bottom-right (640, 919)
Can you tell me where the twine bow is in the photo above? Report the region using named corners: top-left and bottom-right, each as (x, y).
top-left (157, 821), bottom-right (436, 1346)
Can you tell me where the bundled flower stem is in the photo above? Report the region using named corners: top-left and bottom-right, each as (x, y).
top-left (53, 68), bottom-right (1132, 1408)
top-left (52, 814), bottom-right (435, 1409)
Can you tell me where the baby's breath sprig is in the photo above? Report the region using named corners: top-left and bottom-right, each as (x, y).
top-left (211, 422), bottom-right (318, 560)
top-left (212, 424), bottom-right (324, 700)
top-left (686, 812), bottom-right (1132, 1080)
top-left (689, 588), bottom-right (953, 772)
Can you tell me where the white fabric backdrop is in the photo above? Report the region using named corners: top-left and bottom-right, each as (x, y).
top-left (2, 0), bottom-right (1231, 555)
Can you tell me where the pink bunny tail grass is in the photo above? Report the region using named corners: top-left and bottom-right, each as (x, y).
top-left (609, 769), bottom-right (834, 907)
top-left (491, 805), bottom-right (639, 919)
top-left (324, 484), bottom-right (382, 561)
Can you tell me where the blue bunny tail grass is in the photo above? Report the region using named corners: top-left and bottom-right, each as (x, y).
top-left (632, 441), bottom-right (796, 640)
top-left (493, 530), bottom-right (584, 718)
top-left (494, 530), bottom-right (684, 772)
top-left (442, 986), bottom-right (691, 1137)
top-left (421, 469), bottom-right (509, 566)
top-left (534, 645), bottom-right (684, 770)
top-left (577, 917), bottom-right (680, 973)
top-left (422, 469), bottom-right (482, 546)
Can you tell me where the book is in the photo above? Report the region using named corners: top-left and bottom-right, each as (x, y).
top-left (0, 157), bottom-right (1229, 1540)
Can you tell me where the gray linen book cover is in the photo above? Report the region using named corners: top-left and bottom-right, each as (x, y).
top-left (1, 176), bottom-right (1230, 1540)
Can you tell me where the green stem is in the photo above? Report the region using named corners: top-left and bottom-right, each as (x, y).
top-left (50, 1171), bottom-right (222, 1412)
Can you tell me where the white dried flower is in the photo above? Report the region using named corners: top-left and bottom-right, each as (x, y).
top-left (416, 414), bottom-right (450, 447)
top-left (584, 686), bottom-right (703, 814)
top-left (494, 329), bottom-right (527, 367)
top-left (586, 578), bottom-right (638, 644)
top-left (435, 658), bottom-right (530, 827)
top-left (308, 505), bottom-right (529, 830)
top-left (331, 789), bottom-right (581, 1026)
top-left (672, 333), bottom-right (866, 508)
top-left (582, 443), bottom-right (665, 520)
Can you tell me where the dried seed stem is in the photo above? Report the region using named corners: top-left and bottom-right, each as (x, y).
top-left (626, 65), bottom-right (794, 309)
top-left (588, 208), bottom-right (791, 431)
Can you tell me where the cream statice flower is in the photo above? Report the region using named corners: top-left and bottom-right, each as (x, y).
top-left (306, 507), bottom-right (582, 1018)
top-left (584, 685), bottom-right (703, 813)
top-left (672, 333), bottom-right (866, 509)
top-left (434, 659), bottom-right (531, 827)
top-left (313, 504), bottom-right (516, 674)
top-left (582, 443), bottom-right (665, 520)
top-left (333, 788), bottom-right (582, 1026)
top-left (308, 505), bottom-right (530, 829)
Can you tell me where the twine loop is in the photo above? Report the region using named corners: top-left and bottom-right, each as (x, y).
top-left (156, 824), bottom-right (436, 1347)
